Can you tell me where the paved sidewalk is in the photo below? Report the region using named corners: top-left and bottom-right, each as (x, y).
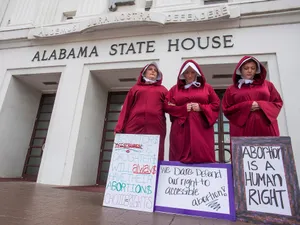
top-left (0, 182), bottom-right (252, 225)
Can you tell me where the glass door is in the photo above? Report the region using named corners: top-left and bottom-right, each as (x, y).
top-left (97, 92), bottom-right (127, 185)
top-left (22, 94), bottom-right (56, 181)
top-left (214, 90), bottom-right (231, 163)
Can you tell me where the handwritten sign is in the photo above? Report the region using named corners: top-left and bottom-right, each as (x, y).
top-left (155, 162), bottom-right (236, 221)
top-left (103, 133), bottom-right (159, 212)
top-left (242, 145), bottom-right (291, 215)
top-left (232, 137), bottom-right (300, 225)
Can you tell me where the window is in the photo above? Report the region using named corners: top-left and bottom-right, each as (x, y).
top-left (204, 0), bottom-right (228, 5)
top-left (62, 11), bottom-right (76, 22)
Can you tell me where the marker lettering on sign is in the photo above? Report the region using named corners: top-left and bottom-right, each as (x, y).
top-left (192, 186), bottom-right (227, 209)
top-left (106, 181), bottom-right (152, 194)
top-left (104, 193), bottom-right (153, 209)
top-left (196, 169), bottom-right (222, 178)
top-left (156, 165), bottom-right (230, 213)
top-left (174, 167), bottom-right (194, 176)
top-left (165, 186), bottom-right (199, 196)
top-left (161, 166), bottom-right (171, 174)
top-left (104, 134), bottom-right (159, 212)
top-left (180, 178), bottom-right (198, 188)
top-left (132, 164), bottom-right (157, 175)
top-left (108, 171), bottom-right (153, 184)
top-left (168, 177), bottom-right (179, 185)
top-left (242, 146), bottom-right (281, 160)
top-left (248, 189), bottom-right (286, 208)
top-left (245, 172), bottom-right (283, 187)
top-left (242, 145), bottom-right (289, 211)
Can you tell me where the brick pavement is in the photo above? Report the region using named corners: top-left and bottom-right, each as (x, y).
top-left (0, 182), bottom-right (252, 225)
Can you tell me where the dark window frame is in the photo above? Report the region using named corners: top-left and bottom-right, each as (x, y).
top-left (22, 94), bottom-right (56, 181)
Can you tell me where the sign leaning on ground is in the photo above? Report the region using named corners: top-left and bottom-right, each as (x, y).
top-left (103, 133), bottom-right (159, 212)
top-left (155, 161), bottom-right (236, 221)
top-left (231, 137), bottom-right (300, 225)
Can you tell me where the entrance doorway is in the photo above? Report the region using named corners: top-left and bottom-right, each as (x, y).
top-left (214, 90), bottom-right (231, 163)
top-left (22, 94), bottom-right (56, 181)
top-left (96, 92), bottom-right (127, 185)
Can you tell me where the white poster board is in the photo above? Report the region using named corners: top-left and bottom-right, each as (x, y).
top-left (242, 145), bottom-right (291, 215)
top-left (231, 137), bottom-right (300, 225)
top-left (155, 162), bottom-right (236, 220)
top-left (103, 133), bottom-right (159, 212)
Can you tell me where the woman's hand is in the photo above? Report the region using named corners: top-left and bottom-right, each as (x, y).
top-left (191, 103), bottom-right (201, 112)
top-left (251, 101), bottom-right (260, 111)
top-left (187, 103), bottom-right (192, 112)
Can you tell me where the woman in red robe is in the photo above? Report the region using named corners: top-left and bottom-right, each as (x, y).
top-left (115, 62), bottom-right (168, 160)
top-left (222, 56), bottom-right (283, 137)
top-left (165, 60), bottom-right (220, 163)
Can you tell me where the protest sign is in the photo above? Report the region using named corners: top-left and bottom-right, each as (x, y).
top-left (155, 161), bottom-right (236, 221)
top-left (103, 133), bottom-right (159, 212)
top-left (232, 137), bottom-right (300, 224)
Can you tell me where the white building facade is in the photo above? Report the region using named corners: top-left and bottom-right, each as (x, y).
top-left (0, 0), bottom-right (299, 186)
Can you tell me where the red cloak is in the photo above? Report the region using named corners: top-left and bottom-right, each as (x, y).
top-left (222, 56), bottom-right (283, 137)
top-left (165, 60), bottom-right (220, 163)
top-left (115, 63), bottom-right (168, 160)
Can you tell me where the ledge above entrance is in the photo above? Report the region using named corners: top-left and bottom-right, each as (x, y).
top-left (28, 5), bottom-right (239, 40)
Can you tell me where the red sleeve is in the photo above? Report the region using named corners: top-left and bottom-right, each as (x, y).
top-left (164, 87), bottom-right (188, 124)
top-left (222, 87), bottom-right (253, 127)
top-left (200, 86), bottom-right (220, 127)
top-left (114, 89), bottom-right (134, 133)
top-left (161, 86), bottom-right (168, 103)
top-left (257, 82), bottom-right (283, 124)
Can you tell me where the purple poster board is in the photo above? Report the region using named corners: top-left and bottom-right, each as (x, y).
top-left (231, 136), bottom-right (300, 225)
top-left (154, 161), bottom-right (236, 221)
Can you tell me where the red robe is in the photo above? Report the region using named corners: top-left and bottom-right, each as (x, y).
top-left (115, 65), bottom-right (168, 160)
top-left (165, 60), bottom-right (220, 163)
top-left (222, 56), bottom-right (283, 137)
